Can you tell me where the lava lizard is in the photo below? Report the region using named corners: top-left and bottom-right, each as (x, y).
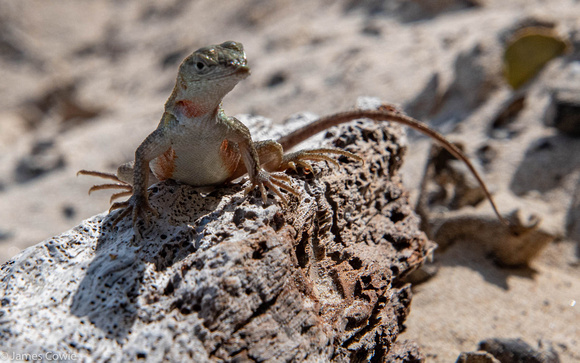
top-left (78, 41), bottom-right (508, 233)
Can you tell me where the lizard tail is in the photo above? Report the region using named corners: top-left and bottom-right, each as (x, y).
top-left (276, 109), bottom-right (510, 227)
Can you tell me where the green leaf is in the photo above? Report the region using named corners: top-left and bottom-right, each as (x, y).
top-left (504, 27), bottom-right (570, 89)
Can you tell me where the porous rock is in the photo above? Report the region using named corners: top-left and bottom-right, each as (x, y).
top-left (455, 351), bottom-right (500, 363)
top-left (478, 338), bottom-right (560, 363)
top-left (545, 88), bottom-right (580, 137)
top-left (0, 112), bottom-right (433, 361)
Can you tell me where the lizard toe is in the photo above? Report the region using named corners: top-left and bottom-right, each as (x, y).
top-left (110, 201), bottom-right (130, 212)
top-left (77, 169), bottom-right (123, 182)
top-left (111, 207), bottom-right (131, 227)
top-left (88, 183), bottom-right (132, 195)
top-left (110, 191), bottom-right (133, 203)
top-left (258, 180), bottom-right (268, 204)
top-left (262, 179), bottom-right (288, 205)
top-left (247, 170), bottom-right (299, 205)
top-left (268, 175), bottom-right (299, 198)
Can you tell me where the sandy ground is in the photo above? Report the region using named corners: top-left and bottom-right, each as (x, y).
top-left (0, 0), bottom-right (579, 361)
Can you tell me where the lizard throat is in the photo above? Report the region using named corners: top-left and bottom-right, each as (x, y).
top-left (175, 100), bottom-right (210, 118)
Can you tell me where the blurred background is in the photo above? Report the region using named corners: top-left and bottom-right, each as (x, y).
top-left (0, 0), bottom-right (579, 360)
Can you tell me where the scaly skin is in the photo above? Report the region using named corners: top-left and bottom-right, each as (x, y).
top-left (79, 41), bottom-right (509, 234)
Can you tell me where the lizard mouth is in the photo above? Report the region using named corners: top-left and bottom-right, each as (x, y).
top-left (200, 64), bottom-right (250, 81)
top-left (235, 65), bottom-right (251, 77)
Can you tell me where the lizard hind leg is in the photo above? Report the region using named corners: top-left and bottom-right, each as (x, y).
top-left (237, 139), bottom-right (358, 205)
top-left (280, 148), bottom-right (363, 173)
top-left (243, 141), bottom-right (362, 203)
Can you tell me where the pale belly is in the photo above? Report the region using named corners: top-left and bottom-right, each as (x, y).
top-left (150, 127), bottom-right (236, 186)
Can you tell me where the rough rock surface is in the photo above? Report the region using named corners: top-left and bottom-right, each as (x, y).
top-left (477, 338), bottom-right (560, 363)
top-left (455, 351), bottom-right (501, 363)
top-left (0, 115), bottom-right (433, 362)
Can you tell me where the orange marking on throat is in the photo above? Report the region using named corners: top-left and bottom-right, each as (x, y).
top-left (176, 100), bottom-right (207, 118)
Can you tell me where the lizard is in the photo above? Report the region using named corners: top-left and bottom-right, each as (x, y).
top-left (78, 40), bottom-right (509, 234)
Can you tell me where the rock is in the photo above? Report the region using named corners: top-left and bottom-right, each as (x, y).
top-left (545, 88), bottom-right (580, 137)
top-left (478, 338), bottom-right (560, 363)
top-left (431, 210), bottom-right (551, 266)
top-left (543, 60), bottom-right (580, 137)
top-left (410, 0), bottom-right (480, 16)
top-left (488, 93), bottom-right (526, 140)
top-left (456, 351), bottom-right (500, 363)
top-left (343, 0), bottom-right (479, 22)
top-left (385, 340), bottom-right (425, 362)
top-left (0, 113), bottom-right (433, 361)
top-left (567, 179), bottom-right (580, 245)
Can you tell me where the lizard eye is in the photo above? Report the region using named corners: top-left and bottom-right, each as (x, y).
top-left (195, 62), bottom-right (206, 71)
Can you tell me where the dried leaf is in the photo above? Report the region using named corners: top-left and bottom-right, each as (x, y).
top-left (504, 27), bottom-right (570, 89)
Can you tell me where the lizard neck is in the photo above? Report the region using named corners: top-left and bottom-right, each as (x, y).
top-left (165, 82), bottom-right (225, 121)
top-left (165, 96), bottom-right (223, 120)
top-left (173, 99), bottom-right (217, 119)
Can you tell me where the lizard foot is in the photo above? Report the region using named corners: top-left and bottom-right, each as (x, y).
top-left (281, 148), bottom-right (362, 173)
top-left (77, 169), bottom-right (134, 203)
top-left (109, 193), bottom-right (159, 229)
top-left (245, 170), bottom-right (300, 205)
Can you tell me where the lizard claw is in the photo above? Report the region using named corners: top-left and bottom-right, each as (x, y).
top-left (246, 170), bottom-right (299, 205)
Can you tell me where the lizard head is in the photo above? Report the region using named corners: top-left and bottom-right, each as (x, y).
top-left (177, 41), bottom-right (250, 98)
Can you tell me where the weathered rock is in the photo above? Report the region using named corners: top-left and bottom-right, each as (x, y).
top-left (478, 338), bottom-right (560, 363)
top-left (0, 112), bottom-right (433, 362)
top-left (456, 351), bottom-right (500, 363)
top-left (545, 88), bottom-right (580, 137)
top-left (567, 179), bottom-right (580, 247)
top-left (488, 93), bottom-right (526, 140)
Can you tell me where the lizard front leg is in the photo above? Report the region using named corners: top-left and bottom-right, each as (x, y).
top-left (226, 117), bottom-right (300, 204)
top-left (110, 127), bottom-right (171, 228)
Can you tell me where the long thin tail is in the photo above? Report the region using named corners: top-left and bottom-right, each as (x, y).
top-left (277, 109), bottom-right (509, 226)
